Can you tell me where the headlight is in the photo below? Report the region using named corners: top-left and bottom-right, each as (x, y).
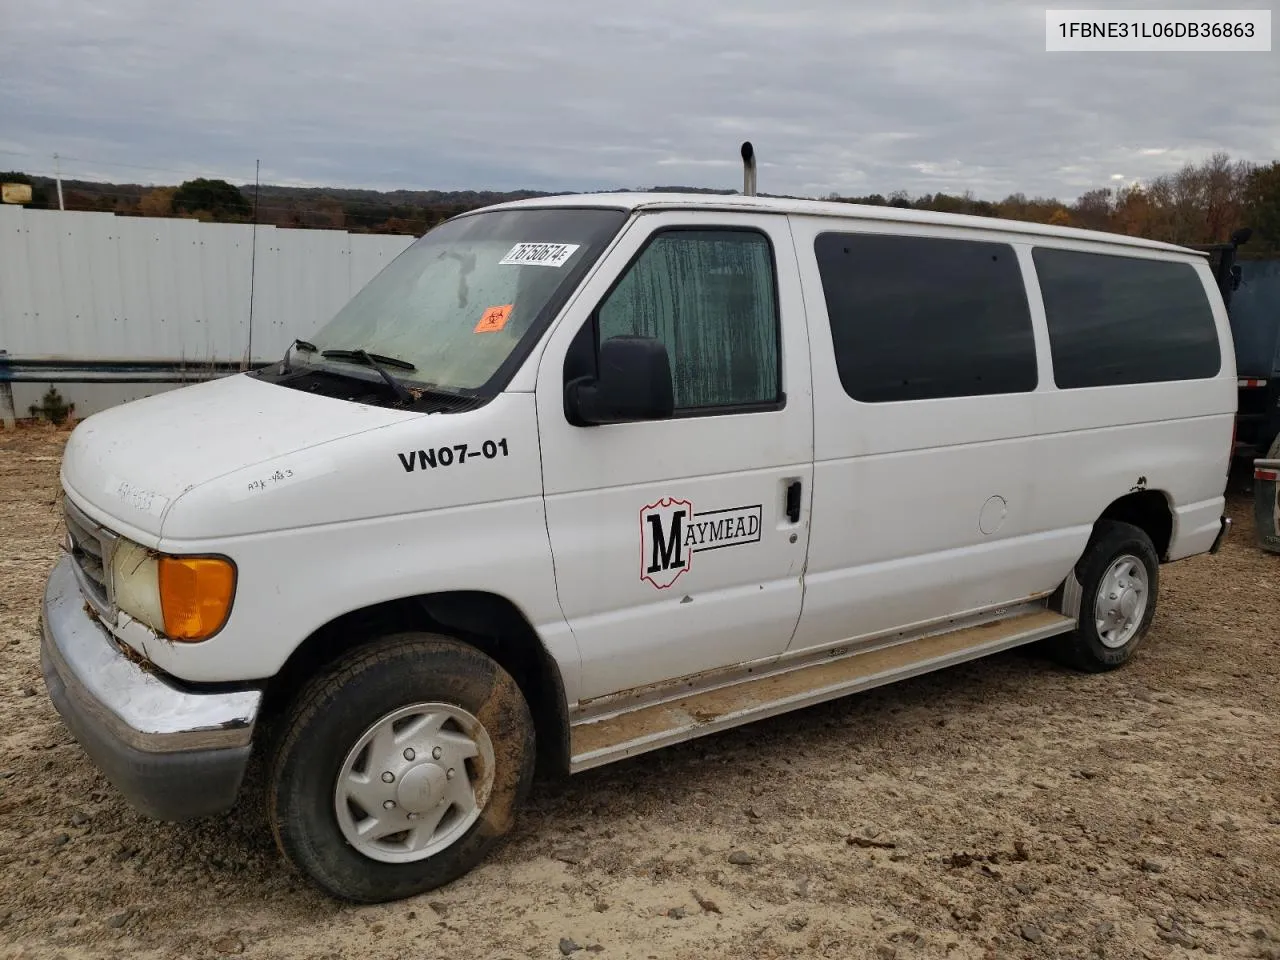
top-left (111, 541), bottom-right (163, 630)
top-left (110, 541), bottom-right (236, 642)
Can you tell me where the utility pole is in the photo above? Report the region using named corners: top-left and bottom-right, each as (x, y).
top-left (53, 153), bottom-right (65, 210)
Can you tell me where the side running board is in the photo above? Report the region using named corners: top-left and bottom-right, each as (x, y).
top-left (569, 608), bottom-right (1075, 772)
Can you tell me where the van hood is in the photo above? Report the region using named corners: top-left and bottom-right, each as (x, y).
top-left (61, 374), bottom-right (415, 539)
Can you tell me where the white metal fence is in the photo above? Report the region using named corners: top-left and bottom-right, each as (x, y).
top-left (0, 205), bottom-right (415, 422)
top-left (0, 205), bottom-right (414, 364)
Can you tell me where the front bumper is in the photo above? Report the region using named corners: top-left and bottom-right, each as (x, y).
top-left (39, 555), bottom-right (263, 820)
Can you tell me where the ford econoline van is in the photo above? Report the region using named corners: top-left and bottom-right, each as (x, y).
top-left (41, 187), bottom-right (1235, 902)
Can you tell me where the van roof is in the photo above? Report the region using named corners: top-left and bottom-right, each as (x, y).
top-left (484, 192), bottom-right (1200, 256)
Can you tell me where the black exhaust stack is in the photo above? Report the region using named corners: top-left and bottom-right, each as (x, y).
top-left (741, 141), bottom-right (757, 197)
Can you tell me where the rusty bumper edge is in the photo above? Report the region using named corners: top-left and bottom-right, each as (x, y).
top-left (39, 555), bottom-right (261, 820)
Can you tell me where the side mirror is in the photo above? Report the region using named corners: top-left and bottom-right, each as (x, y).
top-left (566, 335), bottom-right (674, 425)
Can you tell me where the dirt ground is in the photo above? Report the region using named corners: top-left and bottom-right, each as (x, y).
top-left (1, 423), bottom-right (1277, 960)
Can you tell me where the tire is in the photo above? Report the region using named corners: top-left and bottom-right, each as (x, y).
top-left (1052, 520), bottom-right (1159, 673)
top-left (267, 633), bottom-right (535, 903)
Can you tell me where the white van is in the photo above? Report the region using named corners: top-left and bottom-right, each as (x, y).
top-left (41, 185), bottom-right (1235, 903)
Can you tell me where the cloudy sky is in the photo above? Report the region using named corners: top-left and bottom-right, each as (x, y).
top-left (1, 0), bottom-right (1276, 201)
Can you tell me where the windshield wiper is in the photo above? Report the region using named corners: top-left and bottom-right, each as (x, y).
top-left (321, 348), bottom-right (416, 404)
top-left (321, 348), bottom-right (415, 370)
top-left (293, 338), bottom-right (318, 353)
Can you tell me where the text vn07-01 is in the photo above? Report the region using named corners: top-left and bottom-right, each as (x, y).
top-left (398, 439), bottom-right (510, 472)
top-left (1045, 9), bottom-right (1271, 51)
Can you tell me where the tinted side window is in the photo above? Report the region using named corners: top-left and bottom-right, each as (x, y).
top-left (1033, 248), bottom-right (1220, 388)
top-left (597, 229), bottom-right (780, 411)
top-left (814, 233), bottom-right (1037, 403)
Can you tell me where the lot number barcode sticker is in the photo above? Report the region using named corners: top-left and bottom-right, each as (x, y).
top-left (499, 242), bottom-right (580, 267)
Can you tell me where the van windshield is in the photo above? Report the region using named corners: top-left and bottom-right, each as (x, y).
top-left (301, 207), bottom-right (627, 392)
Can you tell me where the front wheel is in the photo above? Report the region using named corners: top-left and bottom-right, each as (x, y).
top-left (267, 633), bottom-right (535, 902)
top-left (1052, 520), bottom-right (1160, 672)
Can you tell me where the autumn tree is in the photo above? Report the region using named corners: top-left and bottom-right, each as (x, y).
top-left (139, 187), bottom-right (176, 217)
top-left (998, 193), bottom-right (1059, 223)
top-left (1113, 184), bottom-right (1156, 237)
top-left (1139, 153), bottom-right (1251, 244)
top-left (292, 196), bottom-right (346, 229)
top-left (172, 178), bottom-right (250, 219)
top-left (1201, 152), bottom-right (1251, 241)
top-left (63, 189), bottom-right (115, 213)
top-left (1070, 188), bottom-right (1113, 231)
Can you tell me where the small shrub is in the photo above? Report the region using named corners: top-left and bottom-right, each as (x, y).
top-left (28, 385), bottom-right (75, 425)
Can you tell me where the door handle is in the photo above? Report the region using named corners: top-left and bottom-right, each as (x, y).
top-left (785, 480), bottom-right (802, 524)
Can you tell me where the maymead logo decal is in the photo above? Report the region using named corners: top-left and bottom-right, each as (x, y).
top-left (640, 498), bottom-right (763, 589)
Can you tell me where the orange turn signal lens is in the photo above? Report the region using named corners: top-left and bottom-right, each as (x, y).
top-left (158, 556), bottom-right (236, 641)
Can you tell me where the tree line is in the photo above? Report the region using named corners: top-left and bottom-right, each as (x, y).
top-left (824, 153), bottom-right (1280, 255)
top-left (3, 152), bottom-right (1278, 253)
top-left (0, 174), bottom-right (547, 235)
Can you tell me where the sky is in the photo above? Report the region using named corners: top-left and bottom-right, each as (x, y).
top-left (1, 0), bottom-right (1277, 201)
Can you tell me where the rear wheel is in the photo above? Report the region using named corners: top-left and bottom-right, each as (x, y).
top-left (267, 633), bottom-right (535, 902)
top-left (1052, 520), bottom-right (1159, 672)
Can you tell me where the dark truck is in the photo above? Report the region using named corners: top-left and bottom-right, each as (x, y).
top-left (1191, 229), bottom-right (1280, 460)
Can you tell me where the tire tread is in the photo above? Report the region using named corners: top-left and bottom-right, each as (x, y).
top-left (1052, 520), bottom-right (1159, 673)
top-left (266, 633), bottom-right (535, 902)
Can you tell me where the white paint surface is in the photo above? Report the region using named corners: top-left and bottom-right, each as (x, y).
top-left (53, 195), bottom-right (1235, 717)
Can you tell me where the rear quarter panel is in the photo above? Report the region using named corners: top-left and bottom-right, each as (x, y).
top-left (1021, 247), bottom-right (1235, 563)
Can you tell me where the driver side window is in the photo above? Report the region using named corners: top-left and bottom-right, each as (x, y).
top-left (596, 228), bottom-right (782, 412)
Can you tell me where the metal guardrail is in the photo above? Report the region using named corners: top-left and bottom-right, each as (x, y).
top-left (0, 351), bottom-right (273, 428)
top-left (0, 353), bottom-right (266, 384)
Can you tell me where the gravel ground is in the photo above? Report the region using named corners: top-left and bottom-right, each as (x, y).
top-left (1, 423), bottom-right (1277, 960)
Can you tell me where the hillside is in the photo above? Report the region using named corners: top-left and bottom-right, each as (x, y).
top-left (3, 175), bottom-right (735, 235)
top-left (2, 153), bottom-right (1278, 251)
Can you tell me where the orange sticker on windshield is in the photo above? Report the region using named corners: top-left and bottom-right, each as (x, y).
top-left (475, 304), bottom-right (512, 333)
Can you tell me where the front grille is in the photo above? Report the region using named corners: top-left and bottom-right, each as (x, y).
top-left (63, 498), bottom-right (117, 616)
